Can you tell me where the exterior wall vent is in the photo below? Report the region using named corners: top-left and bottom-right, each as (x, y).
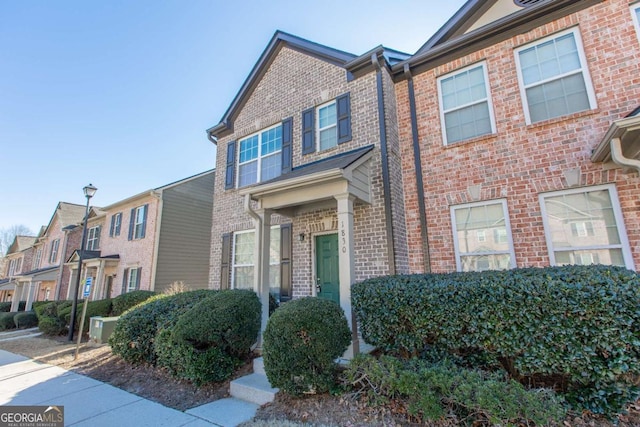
top-left (514, 0), bottom-right (545, 7)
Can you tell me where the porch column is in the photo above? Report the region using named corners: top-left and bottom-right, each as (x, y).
top-left (10, 284), bottom-right (22, 312)
top-left (335, 193), bottom-right (359, 357)
top-left (25, 280), bottom-right (36, 311)
top-left (253, 209), bottom-right (272, 349)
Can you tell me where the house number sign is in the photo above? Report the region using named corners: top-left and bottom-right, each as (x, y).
top-left (340, 221), bottom-right (347, 253)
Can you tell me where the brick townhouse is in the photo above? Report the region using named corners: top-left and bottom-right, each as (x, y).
top-left (206, 32), bottom-right (411, 352)
top-left (392, 0), bottom-right (640, 274)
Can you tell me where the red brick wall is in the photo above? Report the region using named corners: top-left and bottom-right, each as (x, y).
top-left (397, 0), bottom-right (640, 273)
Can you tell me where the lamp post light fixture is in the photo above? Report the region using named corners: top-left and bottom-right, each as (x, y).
top-left (67, 183), bottom-right (97, 342)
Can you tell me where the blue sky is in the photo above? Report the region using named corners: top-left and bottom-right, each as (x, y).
top-left (0, 0), bottom-right (465, 234)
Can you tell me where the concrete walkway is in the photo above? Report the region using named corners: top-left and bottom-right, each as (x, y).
top-left (0, 347), bottom-right (258, 426)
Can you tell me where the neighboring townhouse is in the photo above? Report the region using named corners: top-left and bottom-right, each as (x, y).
top-left (0, 235), bottom-right (36, 309)
top-left (65, 170), bottom-right (215, 300)
top-left (391, 0), bottom-right (640, 273)
top-left (206, 31), bottom-right (410, 353)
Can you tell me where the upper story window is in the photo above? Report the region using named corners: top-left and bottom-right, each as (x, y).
top-left (86, 225), bottom-right (101, 250)
top-left (128, 205), bottom-right (148, 240)
top-left (539, 185), bottom-right (634, 269)
top-left (109, 212), bottom-right (122, 237)
top-left (515, 27), bottom-right (596, 124)
top-left (632, 4), bottom-right (640, 44)
top-left (33, 247), bottom-right (42, 270)
top-left (238, 124), bottom-right (282, 187)
top-left (49, 239), bottom-right (60, 263)
top-left (8, 257), bottom-right (22, 276)
top-left (451, 199), bottom-right (516, 272)
top-left (437, 62), bottom-right (495, 144)
top-left (302, 93), bottom-right (351, 155)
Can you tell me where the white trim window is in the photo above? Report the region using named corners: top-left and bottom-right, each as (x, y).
top-left (33, 248), bottom-right (42, 270)
top-left (515, 27), bottom-right (596, 124)
top-left (539, 184), bottom-right (635, 269)
top-left (237, 124), bottom-right (282, 187)
top-left (125, 267), bottom-right (141, 292)
top-left (438, 62), bottom-right (496, 144)
top-left (49, 239), bottom-right (60, 263)
top-left (133, 206), bottom-right (146, 239)
top-left (451, 199), bottom-right (516, 272)
top-left (8, 258), bottom-right (22, 276)
top-left (632, 4), bottom-right (640, 44)
top-left (86, 226), bottom-right (101, 250)
top-left (231, 227), bottom-right (281, 291)
top-left (317, 100), bottom-right (337, 151)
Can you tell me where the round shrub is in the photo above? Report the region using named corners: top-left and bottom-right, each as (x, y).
top-left (155, 329), bottom-right (236, 385)
top-left (14, 311), bottom-right (38, 328)
top-left (172, 289), bottom-right (261, 357)
top-left (30, 301), bottom-right (50, 315)
top-left (263, 297), bottom-right (351, 396)
top-left (109, 289), bottom-right (215, 364)
top-left (38, 316), bottom-right (66, 336)
top-left (0, 312), bottom-right (17, 331)
top-left (110, 290), bottom-right (157, 316)
top-left (352, 265), bottom-right (640, 417)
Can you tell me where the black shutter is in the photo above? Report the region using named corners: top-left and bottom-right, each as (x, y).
top-left (109, 216), bottom-right (115, 237)
top-left (336, 92), bottom-right (352, 144)
top-left (220, 233), bottom-right (231, 290)
top-left (140, 204), bottom-right (148, 239)
top-left (127, 209), bottom-right (135, 240)
top-left (281, 117), bottom-right (293, 174)
top-left (121, 268), bottom-right (128, 294)
top-left (225, 141), bottom-right (236, 189)
top-left (301, 107), bottom-right (315, 155)
top-left (280, 224), bottom-right (292, 302)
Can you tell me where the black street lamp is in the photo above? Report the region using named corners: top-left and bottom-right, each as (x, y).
top-left (67, 183), bottom-right (97, 341)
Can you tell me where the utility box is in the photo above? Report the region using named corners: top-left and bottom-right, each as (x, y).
top-left (89, 316), bottom-right (119, 344)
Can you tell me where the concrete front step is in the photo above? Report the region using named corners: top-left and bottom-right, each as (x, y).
top-left (252, 357), bottom-right (266, 375)
top-left (230, 373), bottom-right (279, 406)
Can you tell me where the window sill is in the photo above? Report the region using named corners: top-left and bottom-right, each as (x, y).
top-left (443, 132), bottom-right (498, 149)
top-left (524, 108), bottom-right (599, 130)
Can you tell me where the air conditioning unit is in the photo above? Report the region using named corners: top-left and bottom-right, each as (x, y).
top-left (88, 316), bottom-right (119, 344)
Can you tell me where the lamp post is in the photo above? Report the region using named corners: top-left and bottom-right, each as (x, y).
top-left (67, 183), bottom-right (97, 342)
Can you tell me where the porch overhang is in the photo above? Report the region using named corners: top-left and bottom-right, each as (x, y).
top-left (239, 145), bottom-right (374, 215)
top-left (592, 110), bottom-right (640, 174)
top-left (17, 266), bottom-right (59, 283)
top-left (0, 279), bottom-right (16, 292)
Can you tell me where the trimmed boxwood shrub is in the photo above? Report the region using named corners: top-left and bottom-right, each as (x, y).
top-left (344, 354), bottom-right (566, 425)
top-left (0, 312), bottom-right (17, 331)
top-left (109, 290), bottom-right (215, 364)
top-left (31, 301), bottom-right (50, 316)
top-left (155, 289), bottom-right (261, 384)
top-left (38, 316), bottom-right (66, 336)
top-left (352, 265), bottom-right (640, 417)
top-left (263, 297), bottom-right (351, 396)
top-left (172, 289), bottom-right (261, 357)
top-left (14, 311), bottom-right (38, 328)
top-left (155, 329), bottom-right (237, 385)
top-left (0, 301), bottom-right (25, 312)
top-left (64, 299), bottom-right (113, 335)
top-left (110, 290), bottom-right (157, 316)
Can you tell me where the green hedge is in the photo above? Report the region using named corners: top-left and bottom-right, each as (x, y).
top-left (0, 312), bottom-right (17, 330)
top-left (263, 297), bottom-right (351, 396)
top-left (31, 301), bottom-right (51, 316)
top-left (63, 299), bottom-right (113, 335)
top-left (352, 265), bottom-right (640, 417)
top-left (37, 301), bottom-right (69, 335)
top-left (109, 290), bottom-right (215, 365)
top-left (14, 311), bottom-right (38, 328)
top-left (0, 301), bottom-right (25, 312)
top-left (344, 354), bottom-right (566, 425)
top-left (110, 290), bottom-right (157, 316)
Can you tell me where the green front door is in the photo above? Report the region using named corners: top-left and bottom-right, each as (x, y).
top-left (315, 234), bottom-right (340, 304)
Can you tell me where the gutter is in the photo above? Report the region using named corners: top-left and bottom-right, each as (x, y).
top-left (404, 64), bottom-right (432, 273)
top-left (611, 138), bottom-right (640, 174)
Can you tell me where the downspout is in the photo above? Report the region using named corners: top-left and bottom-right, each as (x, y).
top-left (372, 53), bottom-right (396, 275)
top-left (611, 138), bottom-right (640, 174)
top-left (149, 191), bottom-right (163, 292)
top-left (404, 64), bottom-right (432, 273)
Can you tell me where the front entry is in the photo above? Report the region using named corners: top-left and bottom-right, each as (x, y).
top-left (315, 234), bottom-right (340, 304)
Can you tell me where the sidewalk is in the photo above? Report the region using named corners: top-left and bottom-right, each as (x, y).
top-left (0, 347), bottom-right (258, 426)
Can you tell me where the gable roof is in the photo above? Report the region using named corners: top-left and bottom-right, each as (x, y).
top-left (207, 31), bottom-right (357, 139)
top-left (393, 0), bottom-right (601, 80)
top-left (41, 202), bottom-right (87, 238)
top-left (7, 235), bottom-right (37, 255)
